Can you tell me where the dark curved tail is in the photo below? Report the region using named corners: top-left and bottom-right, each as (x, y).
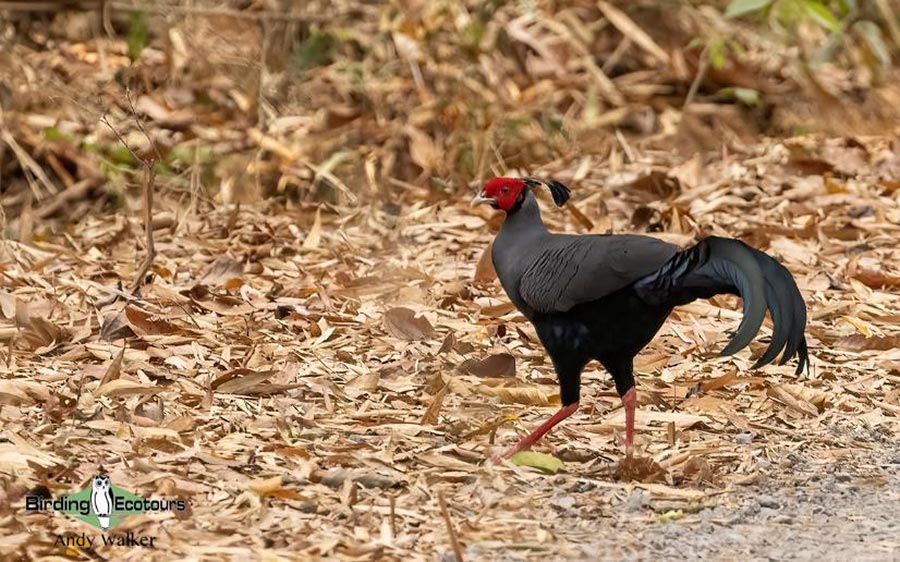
top-left (634, 236), bottom-right (809, 374)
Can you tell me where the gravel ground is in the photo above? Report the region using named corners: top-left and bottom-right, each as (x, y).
top-left (619, 431), bottom-right (899, 561)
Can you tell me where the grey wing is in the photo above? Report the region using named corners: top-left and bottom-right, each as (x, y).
top-left (518, 234), bottom-right (678, 313)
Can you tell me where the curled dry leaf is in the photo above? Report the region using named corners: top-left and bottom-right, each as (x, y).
top-left (383, 307), bottom-right (434, 341)
top-left (98, 345), bottom-right (126, 387)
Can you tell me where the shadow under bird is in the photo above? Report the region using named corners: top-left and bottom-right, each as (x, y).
top-left (472, 177), bottom-right (809, 460)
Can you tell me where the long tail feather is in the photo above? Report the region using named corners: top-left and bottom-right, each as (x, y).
top-left (635, 236), bottom-right (808, 372)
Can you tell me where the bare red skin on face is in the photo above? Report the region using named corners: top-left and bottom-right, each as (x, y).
top-left (481, 177), bottom-right (526, 211)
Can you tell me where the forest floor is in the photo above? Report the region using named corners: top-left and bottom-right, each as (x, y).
top-left (2, 3), bottom-right (900, 560)
top-left (1, 133), bottom-right (899, 561)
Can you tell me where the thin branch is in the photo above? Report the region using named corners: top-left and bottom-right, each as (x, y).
top-left (100, 89), bottom-right (159, 294)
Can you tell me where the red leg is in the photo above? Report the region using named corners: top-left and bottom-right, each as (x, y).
top-left (622, 387), bottom-right (637, 457)
top-left (496, 402), bottom-right (579, 461)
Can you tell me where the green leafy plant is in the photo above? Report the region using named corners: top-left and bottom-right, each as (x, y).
top-left (724, 0), bottom-right (893, 76)
top-left (127, 11), bottom-right (151, 62)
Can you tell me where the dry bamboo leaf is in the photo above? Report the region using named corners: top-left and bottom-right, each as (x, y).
top-left (422, 382), bottom-right (449, 425)
top-left (302, 209), bottom-right (323, 250)
top-left (474, 242), bottom-right (497, 283)
top-left (597, 2), bottom-right (670, 64)
top-left (98, 345), bottom-right (126, 388)
top-left (780, 382), bottom-right (832, 412)
top-left (475, 385), bottom-right (560, 406)
top-left (211, 369), bottom-right (291, 395)
top-left (405, 126), bottom-right (440, 172)
top-left (383, 307), bottom-right (435, 341)
top-left (249, 474), bottom-right (285, 496)
top-left (95, 379), bottom-right (160, 397)
top-left (766, 383), bottom-right (818, 417)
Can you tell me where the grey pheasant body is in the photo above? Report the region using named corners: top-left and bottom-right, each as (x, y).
top-left (477, 179), bottom-right (809, 458)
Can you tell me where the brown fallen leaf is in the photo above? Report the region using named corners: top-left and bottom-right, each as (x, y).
top-left (186, 285), bottom-right (255, 316)
top-left (0, 380), bottom-right (52, 406)
top-left (100, 310), bottom-right (136, 341)
top-left (835, 334), bottom-right (900, 351)
top-left (125, 306), bottom-right (195, 337)
top-left (345, 372), bottom-right (380, 394)
top-left (19, 317), bottom-right (71, 354)
top-left (615, 455), bottom-right (666, 483)
top-left (852, 268), bottom-right (900, 290)
top-left (199, 256), bottom-right (244, 286)
top-left (462, 353), bottom-right (516, 378)
top-left (383, 307), bottom-right (435, 341)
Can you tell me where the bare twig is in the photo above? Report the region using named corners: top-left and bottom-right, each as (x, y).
top-left (438, 491), bottom-right (465, 562)
top-left (100, 89), bottom-right (160, 294)
top-left (131, 164), bottom-right (157, 293)
top-left (683, 45), bottom-right (710, 109)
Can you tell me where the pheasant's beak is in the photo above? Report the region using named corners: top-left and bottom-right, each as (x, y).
top-left (471, 192), bottom-right (495, 206)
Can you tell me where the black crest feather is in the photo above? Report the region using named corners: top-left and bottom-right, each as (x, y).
top-left (524, 177), bottom-right (571, 207)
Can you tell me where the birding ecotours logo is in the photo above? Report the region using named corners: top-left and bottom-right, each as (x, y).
top-left (25, 473), bottom-right (186, 533)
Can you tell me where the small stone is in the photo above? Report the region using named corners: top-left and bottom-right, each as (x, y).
top-left (551, 495), bottom-right (577, 511)
top-left (621, 489), bottom-right (648, 512)
top-left (773, 514), bottom-right (794, 524)
top-left (735, 432), bottom-right (754, 444)
top-left (835, 473), bottom-right (852, 483)
top-left (757, 495), bottom-right (780, 509)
